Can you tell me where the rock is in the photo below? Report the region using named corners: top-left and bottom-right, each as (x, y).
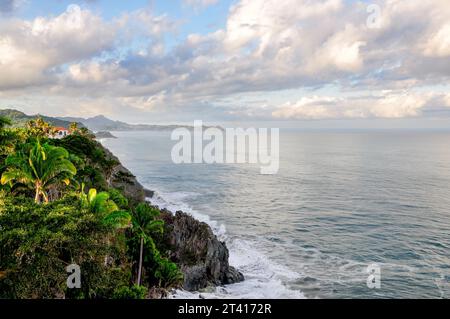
top-left (160, 210), bottom-right (244, 291)
top-left (95, 131), bottom-right (117, 139)
top-left (144, 189), bottom-right (155, 198)
top-left (99, 142), bottom-right (244, 292)
top-left (148, 287), bottom-right (168, 299)
top-left (225, 266), bottom-right (245, 284)
top-left (110, 164), bottom-right (146, 203)
top-left (101, 146), bottom-right (146, 203)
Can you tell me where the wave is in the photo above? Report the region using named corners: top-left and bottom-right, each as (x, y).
top-left (147, 188), bottom-right (305, 299)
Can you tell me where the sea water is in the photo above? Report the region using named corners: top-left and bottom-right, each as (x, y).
top-left (101, 130), bottom-right (450, 299)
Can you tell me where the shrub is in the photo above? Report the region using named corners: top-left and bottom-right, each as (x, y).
top-left (0, 193), bottom-right (131, 299)
top-left (108, 188), bottom-right (129, 210)
top-left (113, 285), bottom-right (148, 299)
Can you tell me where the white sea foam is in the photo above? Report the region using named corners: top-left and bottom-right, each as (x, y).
top-left (146, 188), bottom-right (305, 299)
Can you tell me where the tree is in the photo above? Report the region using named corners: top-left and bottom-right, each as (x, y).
top-left (131, 203), bottom-right (164, 286)
top-left (0, 116), bottom-right (11, 130)
top-left (0, 116), bottom-right (13, 154)
top-left (1, 140), bottom-right (77, 203)
top-left (0, 193), bottom-right (131, 299)
top-left (81, 186), bottom-right (131, 229)
top-left (69, 122), bottom-right (79, 134)
top-left (26, 117), bottom-right (57, 138)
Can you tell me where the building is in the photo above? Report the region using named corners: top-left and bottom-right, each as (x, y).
top-left (52, 127), bottom-right (70, 139)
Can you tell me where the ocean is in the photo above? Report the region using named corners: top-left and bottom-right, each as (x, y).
top-left (101, 130), bottom-right (450, 299)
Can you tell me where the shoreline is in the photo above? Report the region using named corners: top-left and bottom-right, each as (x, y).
top-left (99, 132), bottom-right (308, 299)
top-left (100, 141), bottom-right (245, 296)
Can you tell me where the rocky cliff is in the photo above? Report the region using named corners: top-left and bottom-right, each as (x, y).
top-left (159, 210), bottom-right (244, 291)
top-left (102, 144), bottom-right (244, 291)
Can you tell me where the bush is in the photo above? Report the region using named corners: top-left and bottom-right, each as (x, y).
top-left (0, 193), bottom-right (131, 299)
top-left (108, 188), bottom-right (129, 210)
top-left (113, 285), bottom-right (148, 299)
top-left (155, 257), bottom-right (184, 289)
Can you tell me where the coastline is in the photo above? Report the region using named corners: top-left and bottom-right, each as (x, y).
top-left (99, 141), bottom-right (245, 296)
top-left (99, 131), bottom-right (307, 299)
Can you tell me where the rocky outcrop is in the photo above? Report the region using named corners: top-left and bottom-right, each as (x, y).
top-left (160, 210), bottom-right (244, 291)
top-left (102, 147), bottom-right (146, 203)
top-left (100, 143), bottom-right (244, 291)
top-left (95, 131), bottom-right (117, 139)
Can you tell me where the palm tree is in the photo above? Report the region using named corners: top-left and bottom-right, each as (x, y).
top-left (1, 140), bottom-right (77, 203)
top-left (132, 203), bottom-right (164, 286)
top-left (79, 186), bottom-right (131, 267)
top-left (83, 187), bottom-right (119, 215)
top-left (69, 122), bottom-right (79, 134)
top-left (81, 186), bottom-right (131, 229)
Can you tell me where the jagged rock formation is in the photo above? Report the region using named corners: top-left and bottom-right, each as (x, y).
top-left (160, 210), bottom-right (244, 291)
top-left (102, 147), bottom-right (146, 203)
top-left (101, 143), bottom-right (244, 291)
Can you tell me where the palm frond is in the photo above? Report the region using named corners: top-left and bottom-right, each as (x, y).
top-left (102, 210), bottom-right (132, 229)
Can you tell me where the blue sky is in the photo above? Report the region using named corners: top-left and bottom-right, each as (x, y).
top-left (19, 0), bottom-right (232, 35)
top-left (0, 0), bottom-right (450, 127)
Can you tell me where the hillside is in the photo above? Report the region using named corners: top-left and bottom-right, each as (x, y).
top-left (59, 115), bottom-right (222, 132)
top-left (0, 109), bottom-right (84, 129)
top-left (1, 108), bottom-right (221, 132)
top-left (59, 115), bottom-right (147, 131)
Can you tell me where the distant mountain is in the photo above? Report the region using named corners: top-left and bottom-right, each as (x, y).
top-left (59, 115), bottom-right (221, 132)
top-left (0, 109), bottom-right (84, 129)
top-left (59, 115), bottom-right (139, 131)
top-left (0, 108), bottom-right (219, 132)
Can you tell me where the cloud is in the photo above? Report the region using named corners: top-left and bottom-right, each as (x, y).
top-left (0, 5), bottom-right (117, 89)
top-left (0, 0), bottom-right (24, 13)
top-left (0, 5), bottom-right (175, 91)
top-left (423, 23), bottom-right (450, 57)
top-left (1, 0), bottom-right (450, 122)
top-left (272, 91), bottom-right (450, 120)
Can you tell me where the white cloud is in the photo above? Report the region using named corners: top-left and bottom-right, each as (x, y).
top-left (272, 92), bottom-right (444, 120)
top-left (423, 23), bottom-right (450, 57)
top-left (1, 0), bottom-right (450, 123)
top-left (0, 5), bottom-right (116, 89)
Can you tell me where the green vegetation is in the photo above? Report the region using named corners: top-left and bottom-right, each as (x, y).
top-left (0, 116), bottom-right (182, 299)
top-left (1, 140), bottom-right (77, 203)
top-left (0, 116), bottom-right (11, 129)
top-left (131, 203), bottom-right (164, 286)
top-left (0, 109), bottom-right (83, 129)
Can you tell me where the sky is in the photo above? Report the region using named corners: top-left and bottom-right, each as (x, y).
top-left (0, 0), bottom-right (450, 127)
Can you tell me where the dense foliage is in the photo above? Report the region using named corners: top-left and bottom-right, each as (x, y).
top-left (0, 117), bottom-right (182, 299)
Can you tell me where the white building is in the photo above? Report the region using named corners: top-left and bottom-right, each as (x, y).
top-left (52, 127), bottom-right (70, 139)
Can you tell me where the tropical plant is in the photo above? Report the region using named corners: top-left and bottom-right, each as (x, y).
top-left (0, 192), bottom-right (131, 299)
top-left (154, 257), bottom-right (184, 289)
top-left (1, 140), bottom-right (77, 203)
top-left (108, 188), bottom-right (129, 209)
top-left (26, 117), bottom-right (57, 138)
top-left (112, 285), bottom-right (148, 299)
top-left (80, 186), bottom-right (131, 229)
top-left (131, 203), bottom-right (164, 286)
top-left (69, 122), bottom-right (79, 134)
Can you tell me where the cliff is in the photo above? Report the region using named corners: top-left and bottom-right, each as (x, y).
top-left (160, 210), bottom-right (244, 291)
top-left (101, 144), bottom-right (244, 292)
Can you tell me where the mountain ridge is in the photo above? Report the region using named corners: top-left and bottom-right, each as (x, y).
top-left (1, 108), bottom-right (221, 132)
top-left (59, 115), bottom-right (221, 132)
top-left (0, 109), bottom-right (84, 129)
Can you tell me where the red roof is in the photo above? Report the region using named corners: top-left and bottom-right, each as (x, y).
top-left (55, 127), bottom-right (68, 131)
